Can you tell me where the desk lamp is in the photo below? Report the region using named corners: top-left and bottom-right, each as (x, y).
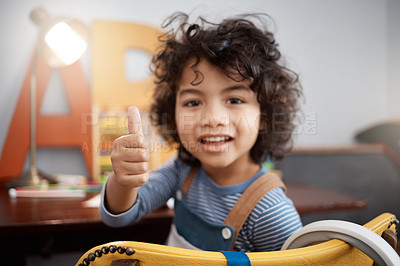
top-left (9, 7), bottom-right (88, 187)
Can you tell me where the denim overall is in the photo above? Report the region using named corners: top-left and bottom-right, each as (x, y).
top-left (166, 165), bottom-right (286, 251)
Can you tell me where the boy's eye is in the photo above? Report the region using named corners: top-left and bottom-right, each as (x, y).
top-left (227, 98), bottom-right (243, 104)
top-left (184, 100), bottom-right (202, 107)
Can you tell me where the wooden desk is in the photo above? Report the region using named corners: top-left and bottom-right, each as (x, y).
top-left (0, 184), bottom-right (173, 265)
top-left (0, 181), bottom-right (366, 265)
top-left (286, 181), bottom-right (367, 214)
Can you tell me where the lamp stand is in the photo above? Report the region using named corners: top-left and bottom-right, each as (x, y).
top-left (7, 47), bottom-right (56, 188)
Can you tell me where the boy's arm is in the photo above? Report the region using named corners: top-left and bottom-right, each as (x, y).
top-left (104, 173), bottom-right (139, 214)
top-left (104, 106), bottom-right (149, 214)
top-left (100, 154), bottom-right (182, 227)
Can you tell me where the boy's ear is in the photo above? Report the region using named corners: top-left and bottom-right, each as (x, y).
top-left (259, 120), bottom-right (266, 132)
top-left (258, 112), bottom-right (266, 132)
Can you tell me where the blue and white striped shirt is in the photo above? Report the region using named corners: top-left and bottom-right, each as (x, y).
top-left (100, 156), bottom-right (302, 251)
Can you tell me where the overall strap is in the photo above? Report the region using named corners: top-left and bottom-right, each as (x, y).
top-left (181, 164), bottom-right (200, 198)
top-left (224, 172), bottom-right (286, 250)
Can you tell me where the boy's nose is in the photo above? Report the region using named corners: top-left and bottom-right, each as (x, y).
top-left (200, 105), bottom-right (229, 128)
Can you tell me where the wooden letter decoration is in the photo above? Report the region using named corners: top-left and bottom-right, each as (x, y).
top-left (92, 20), bottom-right (162, 111)
top-left (0, 53), bottom-right (92, 181)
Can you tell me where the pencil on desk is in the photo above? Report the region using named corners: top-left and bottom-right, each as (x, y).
top-left (8, 188), bottom-right (86, 198)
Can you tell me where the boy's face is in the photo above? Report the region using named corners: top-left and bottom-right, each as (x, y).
top-left (175, 58), bottom-right (262, 172)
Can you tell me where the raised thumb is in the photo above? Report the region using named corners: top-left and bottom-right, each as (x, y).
top-left (127, 106), bottom-right (143, 135)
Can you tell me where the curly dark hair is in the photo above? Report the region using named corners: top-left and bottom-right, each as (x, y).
top-left (150, 12), bottom-right (302, 165)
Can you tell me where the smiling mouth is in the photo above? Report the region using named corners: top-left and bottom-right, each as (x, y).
top-left (200, 136), bottom-right (233, 144)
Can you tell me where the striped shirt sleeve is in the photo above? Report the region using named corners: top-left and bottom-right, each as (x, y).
top-left (100, 156), bottom-right (185, 227)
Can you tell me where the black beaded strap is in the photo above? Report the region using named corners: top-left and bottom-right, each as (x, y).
top-left (79, 244), bottom-right (136, 266)
top-left (388, 218), bottom-right (399, 238)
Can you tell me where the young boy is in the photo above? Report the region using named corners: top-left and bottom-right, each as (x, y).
top-left (100, 12), bottom-right (303, 252)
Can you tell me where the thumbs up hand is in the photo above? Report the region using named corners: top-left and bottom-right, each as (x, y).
top-left (110, 106), bottom-right (149, 188)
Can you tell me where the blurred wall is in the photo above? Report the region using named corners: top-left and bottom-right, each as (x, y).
top-left (0, 0), bottom-right (399, 176)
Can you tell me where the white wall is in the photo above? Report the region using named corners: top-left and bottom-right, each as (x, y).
top-left (387, 0), bottom-right (400, 117)
top-left (0, 0), bottom-right (399, 176)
